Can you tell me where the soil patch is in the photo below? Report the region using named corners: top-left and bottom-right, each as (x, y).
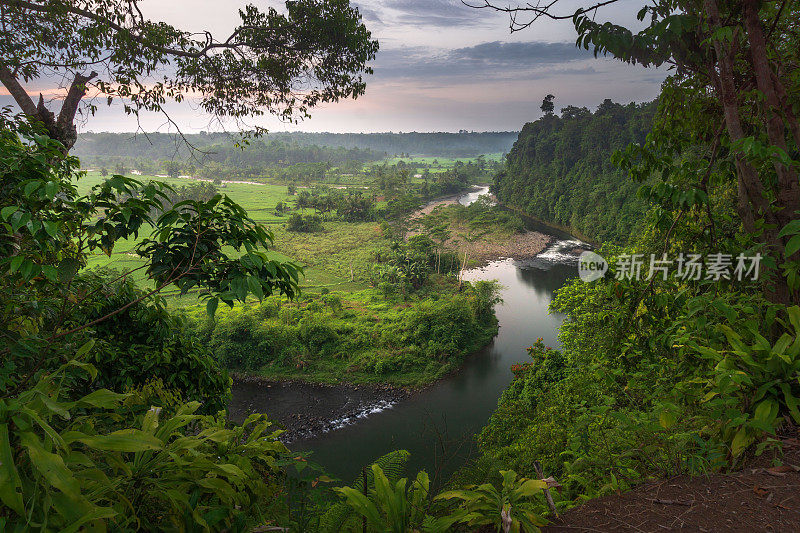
top-left (544, 439), bottom-right (800, 532)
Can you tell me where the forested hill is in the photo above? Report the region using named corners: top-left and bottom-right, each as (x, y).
top-left (494, 99), bottom-right (656, 244)
top-left (74, 131), bottom-right (519, 160)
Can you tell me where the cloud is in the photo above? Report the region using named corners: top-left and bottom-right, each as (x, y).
top-left (381, 0), bottom-right (486, 27)
top-left (371, 41), bottom-right (594, 81)
top-left (352, 2), bottom-right (385, 27)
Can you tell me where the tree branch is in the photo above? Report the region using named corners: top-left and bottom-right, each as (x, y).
top-left (56, 70), bottom-right (97, 134)
top-left (0, 63), bottom-right (38, 116)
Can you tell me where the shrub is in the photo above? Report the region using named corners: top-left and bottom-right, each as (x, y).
top-left (79, 273), bottom-right (230, 413)
top-left (287, 213), bottom-right (324, 232)
top-left (0, 359), bottom-right (289, 531)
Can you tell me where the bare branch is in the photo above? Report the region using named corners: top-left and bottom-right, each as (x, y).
top-left (462, 0), bottom-right (620, 31)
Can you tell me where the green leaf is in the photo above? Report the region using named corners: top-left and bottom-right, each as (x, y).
top-left (75, 389), bottom-right (127, 409)
top-left (57, 257), bottom-right (80, 282)
top-left (778, 220), bottom-right (800, 238)
top-left (60, 506), bottom-right (118, 533)
top-left (785, 235), bottom-right (800, 258)
top-left (44, 180), bottom-right (58, 200)
top-left (659, 410), bottom-right (677, 429)
top-left (76, 339), bottom-right (95, 357)
top-left (0, 206), bottom-right (17, 221)
top-left (18, 431), bottom-right (80, 495)
top-left (0, 424), bottom-right (25, 515)
top-left (76, 429), bottom-right (162, 452)
top-left (9, 255), bottom-right (24, 273)
top-left (206, 297), bottom-right (219, 317)
top-left (731, 427), bottom-right (752, 457)
top-left (753, 399), bottom-right (777, 425)
top-left (43, 220), bottom-right (58, 238)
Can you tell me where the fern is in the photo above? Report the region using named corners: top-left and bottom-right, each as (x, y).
top-left (318, 450), bottom-right (410, 532)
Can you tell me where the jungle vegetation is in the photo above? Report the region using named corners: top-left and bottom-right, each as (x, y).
top-left (3, 0), bottom-right (800, 531)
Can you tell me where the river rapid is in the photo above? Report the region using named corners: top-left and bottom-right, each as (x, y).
top-left (229, 187), bottom-right (584, 485)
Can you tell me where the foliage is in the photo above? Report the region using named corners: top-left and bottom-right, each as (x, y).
top-left (334, 464), bottom-right (438, 532)
top-left (494, 99), bottom-right (654, 244)
top-left (329, 455), bottom-right (546, 533)
top-left (186, 281), bottom-right (500, 385)
top-left (0, 358), bottom-right (289, 532)
top-left (0, 0), bottom-right (379, 149)
top-left (436, 470), bottom-right (546, 532)
top-left (287, 213), bottom-right (325, 232)
top-left (76, 273), bottom-right (230, 413)
top-left (0, 116), bottom-right (299, 395)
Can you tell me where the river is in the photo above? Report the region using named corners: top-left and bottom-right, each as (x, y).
top-left (230, 187), bottom-right (583, 485)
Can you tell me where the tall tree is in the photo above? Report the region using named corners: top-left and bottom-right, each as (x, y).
top-left (0, 0), bottom-right (379, 151)
top-left (540, 93), bottom-right (555, 115)
top-left (472, 0), bottom-right (800, 303)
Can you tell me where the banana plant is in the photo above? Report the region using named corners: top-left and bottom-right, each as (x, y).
top-left (435, 470), bottom-right (547, 533)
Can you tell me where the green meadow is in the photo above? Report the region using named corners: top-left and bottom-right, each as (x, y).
top-left (77, 171), bottom-right (381, 301)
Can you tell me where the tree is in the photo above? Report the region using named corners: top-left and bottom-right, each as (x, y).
top-left (0, 0), bottom-right (379, 151)
top-left (474, 0), bottom-right (800, 304)
top-left (540, 93), bottom-right (555, 115)
top-left (163, 160), bottom-right (181, 179)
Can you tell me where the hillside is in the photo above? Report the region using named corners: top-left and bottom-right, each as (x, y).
top-left (494, 99), bottom-right (656, 244)
top-left (73, 130), bottom-right (519, 161)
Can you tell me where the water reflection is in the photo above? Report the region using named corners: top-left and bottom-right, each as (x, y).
top-left (229, 186), bottom-right (583, 485)
top-left (284, 258), bottom-right (577, 484)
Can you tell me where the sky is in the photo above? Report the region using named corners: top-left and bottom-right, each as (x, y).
top-left (2, 0), bottom-right (667, 133)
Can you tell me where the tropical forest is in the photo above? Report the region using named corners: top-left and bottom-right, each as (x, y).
top-left (1, 0), bottom-right (799, 532)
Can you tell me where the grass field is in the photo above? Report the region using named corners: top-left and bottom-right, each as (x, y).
top-left (76, 171), bottom-right (386, 304)
top-left (378, 153), bottom-right (504, 167)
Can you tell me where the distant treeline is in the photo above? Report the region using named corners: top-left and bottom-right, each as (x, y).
top-left (494, 99), bottom-right (656, 244)
top-left (73, 130), bottom-right (519, 162)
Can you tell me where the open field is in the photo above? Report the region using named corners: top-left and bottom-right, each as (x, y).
top-left (76, 171), bottom-right (382, 302)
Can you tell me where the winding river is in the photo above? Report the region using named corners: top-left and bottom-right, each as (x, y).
top-left (230, 187), bottom-right (583, 485)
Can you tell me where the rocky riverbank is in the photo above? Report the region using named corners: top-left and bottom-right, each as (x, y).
top-left (228, 376), bottom-right (409, 442)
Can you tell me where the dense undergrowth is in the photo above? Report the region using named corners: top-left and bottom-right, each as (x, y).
top-left (184, 279), bottom-right (500, 386)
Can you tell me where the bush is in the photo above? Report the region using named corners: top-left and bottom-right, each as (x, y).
top-left (287, 213), bottom-right (324, 232)
top-left (78, 273), bottom-right (230, 413)
top-left (0, 359), bottom-right (289, 531)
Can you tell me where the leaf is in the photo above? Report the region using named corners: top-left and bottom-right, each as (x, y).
top-left (787, 306), bottom-right (800, 335)
top-left (0, 206), bottom-right (17, 221)
top-left (197, 477), bottom-right (236, 498)
top-left (18, 431), bottom-right (80, 495)
top-left (75, 389), bottom-right (127, 409)
top-left (206, 297), bottom-right (219, 317)
top-left (9, 255), bottom-right (24, 274)
top-left (753, 399), bottom-right (777, 425)
top-left (731, 427), bottom-right (752, 457)
top-left (57, 257), bottom-right (80, 282)
top-left (659, 410), bottom-right (677, 429)
top-left (76, 429), bottom-right (162, 452)
top-left (43, 220), bottom-right (58, 238)
top-left (778, 220), bottom-right (800, 238)
top-left (0, 424), bottom-right (24, 515)
top-left (60, 506), bottom-right (118, 533)
top-left (785, 235), bottom-right (800, 258)
top-left (76, 339), bottom-right (95, 357)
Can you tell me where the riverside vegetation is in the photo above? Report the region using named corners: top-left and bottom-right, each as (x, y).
top-left (3, 0), bottom-right (800, 531)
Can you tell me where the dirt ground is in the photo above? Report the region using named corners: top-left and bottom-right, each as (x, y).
top-left (544, 438), bottom-right (800, 532)
top-left (408, 194), bottom-right (553, 265)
